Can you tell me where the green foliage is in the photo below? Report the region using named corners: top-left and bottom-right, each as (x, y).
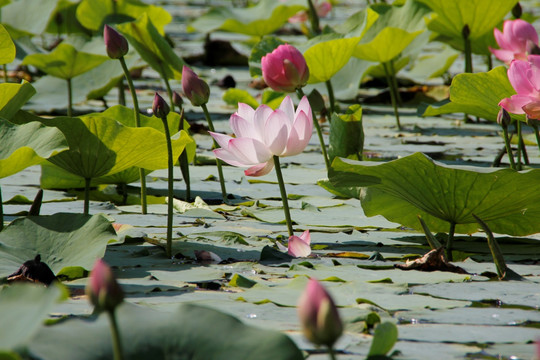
top-left (329, 153), bottom-right (540, 235)
top-left (0, 213), bottom-right (116, 279)
top-left (222, 88), bottom-right (259, 109)
top-left (0, 24), bottom-right (15, 65)
top-left (329, 105), bottom-right (364, 163)
top-left (188, 0), bottom-right (305, 37)
top-left (1, 0), bottom-right (58, 39)
top-left (353, 27), bottom-right (423, 63)
top-left (419, 66), bottom-right (525, 123)
top-left (22, 43), bottom-right (108, 80)
top-left (76, 0), bottom-right (171, 33)
top-left (368, 322), bottom-right (399, 356)
top-left (0, 81), bottom-right (36, 120)
top-left (117, 13), bottom-right (184, 80)
top-left (28, 303), bottom-right (304, 360)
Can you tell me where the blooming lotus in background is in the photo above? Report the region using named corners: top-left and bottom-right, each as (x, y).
top-left (288, 230), bottom-right (311, 257)
top-left (261, 44), bottom-right (310, 93)
top-left (499, 55), bottom-right (540, 119)
top-left (297, 278), bottom-right (343, 348)
top-left (490, 19), bottom-right (539, 65)
top-left (287, 0), bottom-right (332, 24)
top-left (210, 95), bottom-right (313, 176)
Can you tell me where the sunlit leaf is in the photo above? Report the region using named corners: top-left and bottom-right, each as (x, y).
top-left (0, 81), bottom-right (36, 120)
top-left (329, 105), bottom-right (364, 162)
top-left (22, 43), bottom-right (108, 80)
top-left (0, 24), bottom-right (15, 64)
top-left (419, 66), bottom-right (525, 123)
top-left (188, 0), bottom-right (305, 37)
top-left (368, 322), bottom-right (399, 356)
top-left (353, 27), bottom-right (423, 63)
top-left (223, 88), bottom-right (260, 109)
top-left (330, 153), bottom-right (540, 235)
top-left (117, 13), bottom-right (185, 80)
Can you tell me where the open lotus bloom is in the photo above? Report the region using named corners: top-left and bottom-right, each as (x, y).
top-left (499, 55), bottom-right (540, 119)
top-left (288, 230), bottom-right (311, 257)
top-left (490, 19), bottom-right (539, 65)
top-left (210, 95), bottom-right (313, 176)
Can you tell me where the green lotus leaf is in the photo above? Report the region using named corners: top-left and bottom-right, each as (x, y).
top-left (117, 13), bottom-right (184, 80)
top-left (76, 0), bottom-right (171, 33)
top-left (302, 34), bottom-right (363, 84)
top-left (364, 0), bottom-right (430, 36)
top-left (353, 27), bottom-right (423, 63)
top-left (188, 0), bottom-right (305, 37)
top-left (329, 153), bottom-right (540, 235)
top-left (1, 0), bottom-right (57, 39)
top-left (22, 43), bottom-right (108, 80)
top-left (0, 81), bottom-right (36, 120)
top-left (416, 0), bottom-right (518, 48)
top-left (28, 303), bottom-right (303, 360)
top-left (329, 104), bottom-right (364, 163)
top-left (0, 213), bottom-right (116, 279)
top-left (0, 24), bottom-right (15, 65)
top-left (419, 66), bottom-right (525, 123)
top-left (45, 0), bottom-right (88, 36)
top-left (0, 283), bottom-right (66, 354)
top-left (368, 322), bottom-right (399, 356)
top-left (334, 7), bottom-right (379, 37)
top-left (0, 119), bottom-right (66, 179)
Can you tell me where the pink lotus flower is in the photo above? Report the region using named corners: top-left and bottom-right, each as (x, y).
top-left (104, 24), bottom-right (128, 59)
top-left (182, 65), bottom-right (210, 106)
top-left (499, 55), bottom-right (540, 119)
top-left (490, 19), bottom-right (539, 65)
top-left (288, 0), bottom-right (332, 24)
top-left (288, 230), bottom-right (311, 257)
top-left (209, 95), bottom-right (313, 176)
top-left (261, 44), bottom-right (310, 93)
top-left (297, 278), bottom-right (343, 347)
top-left (86, 259), bottom-right (124, 313)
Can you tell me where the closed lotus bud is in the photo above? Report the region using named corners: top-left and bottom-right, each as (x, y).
top-left (497, 107), bottom-right (512, 127)
top-left (297, 278), bottom-right (343, 347)
top-left (86, 259), bottom-right (124, 313)
top-left (104, 25), bottom-right (128, 59)
top-left (182, 65), bottom-right (210, 106)
top-left (261, 44), bottom-right (310, 93)
top-left (153, 93), bottom-right (170, 118)
top-left (172, 91), bottom-right (184, 108)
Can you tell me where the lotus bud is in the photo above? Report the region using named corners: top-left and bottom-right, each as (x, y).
top-left (182, 65), bottom-right (210, 106)
top-left (512, 2), bottom-right (522, 19)
top-left (104, 25), bottom-right (128, 59)
top-left (497, 107), bottom-right (512, 127)
top-left (153, 93), bottom-right (170, 119)
top-left (297, 278), bottom-right (343, 347)
top-left (172, 91), bottom-right (184, 108)
top-left (261, 44), bottom-right (310, 93)
top-left (86, 259), bottom-right (124, 313)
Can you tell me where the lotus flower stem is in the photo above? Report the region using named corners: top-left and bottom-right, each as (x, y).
top-left (531, 122), bottom-right (540, 154)
top-left (0, 185), bottom-right (3, 231)
top-left (486, 54), bottom-right (493, 71)
top-left (390, 60), bottom-right (402, 106)
top-left (328, 346), bottom-right (337, 360)
top-left (66, 78), bottom-right (73, 117)
top-left (107, 310), bottom-right (125, 360)
top-left (117, 79), bottom-right (126, 106)
top-left (177, 108), bottom-right (191, 202)
top-left (160, 115), bottom-right (175, 258)
top-left (297, 88), bottom-right (331, 172)
top-left (119, 56), bottom-right (148, 214)
top-left (446, 221), bottom-right (456, 261)
top-left (201, 103), bottom-right (228, 202)
top-left (382, 62), bottom-right (401, 130)
top-left (84, 177), bottom-right (91, 215)
top-left (463, 25), bottom-right (473, 73)
top-left (501, 125), bottom-right (516, 170)
top-left (273, 155), bottom-right (293, 237)
top-left (516, 120), bottom-right (523, 170)
top-left (519, 130), bottom-right (529, 165)
top-left (306, 0), bottom-right (321, 36)
top-left (325, 80), bottom-right (335, 115)
top-left (2, 64), bottom-right (7, 83)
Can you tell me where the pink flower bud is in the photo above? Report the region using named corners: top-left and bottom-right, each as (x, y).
top-left (182, 65), bottom-right (210, 106)
top-left (86, 259), bottom-right (124, 312)
top-left (172, 90), bottom-right (184, 108)
top-left (104, 25), bottom-right (128, 59)
top-left (152, 93), bottom-right (170, 118)
top-left (261, 44), bottom-right (310, 93)
top-left (297, 278), bottom-right (343, 347)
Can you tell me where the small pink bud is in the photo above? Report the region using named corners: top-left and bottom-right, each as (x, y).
top-left (262, 44), bottom-right (310, 93)
top-left (172, 90), bottom-right (184, 108)
top-left (104, 25), bottom-right (128, 59)
top-left (182, 66), bottom-right (210, 106)
top-left (496, 107), bottom-right (511, 127)
top-left (153, 93), bottom-right (170, 118)
top-left (297, 278), bottom-right (343, 347)
top-left (86, 259), bottom-right (124, 312)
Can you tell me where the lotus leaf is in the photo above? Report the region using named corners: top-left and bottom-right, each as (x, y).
top-left (0, 81), bottom-right (36, 120)
top-left (1, 0), bottom-right (57, 39)
top-left (329, 105), bottom-right (364, 162)
top-left (0, 24), bottom-right (15, 65)
top-left (353, 27), bottom-right (423, 63)
top-left (329, 153), bottom-right (540, 235)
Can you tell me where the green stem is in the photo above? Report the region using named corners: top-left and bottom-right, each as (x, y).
top-left (0, 184), bottom-right (3, 232)
top-left (67, 78), bottom-right (73, 117)
top-left (296, 88), bottom-right (331, 172)
top-left (325, 80), bottom-right (335, 115)
top-left (532, 122), bottom-right (540, 154)
top-left (417, 215), bottom-right (442, 250)
top-left (516, 121), bottom-right (523, 170)
top-left (273, 156), bottom-right (293, 237)
top-left (162, 72), bottom-right (175, 113)
top-left (107, 310), bottom-right (124, 360)
top-left (463, 28), bottom-right (472, 73)
top-left (117, 79), bottom-right (126, 106)
top-left (446, 221), bottom-right (456, 261)
top-left (201, 103), bottom-right (228, 202)
top-left (2, 64), bottom-right (7, 83)
top-left (161, 116), bottom-right (174, 259)
top-left (382, 62), bottom-right (401, 130)
top-left (520, 130), bottom-right (529, 165)
top-left (178, 110), bottom-right (191, 201)
top-left (119, 56), bottom-right (147, 214)
top-left (501, 125), bottom-right (516, 170)
top-left (486, 54), bottom-right (493, 71)
top-left (84, 177), bottom-right (91, 215)
top-left (390, 59), bottom-right (402, 106)
top-left (328, 346), bottom-right (337, 360)
top-left (306, 0), bottom-right (321, 36)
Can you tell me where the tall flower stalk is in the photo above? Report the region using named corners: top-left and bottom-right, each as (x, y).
top-left (153, 93), bottom-right (174, 258)
top-left (104, 25), bottom-right (148, 214)
top-left (173, 91), bottom-right (191, 201)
